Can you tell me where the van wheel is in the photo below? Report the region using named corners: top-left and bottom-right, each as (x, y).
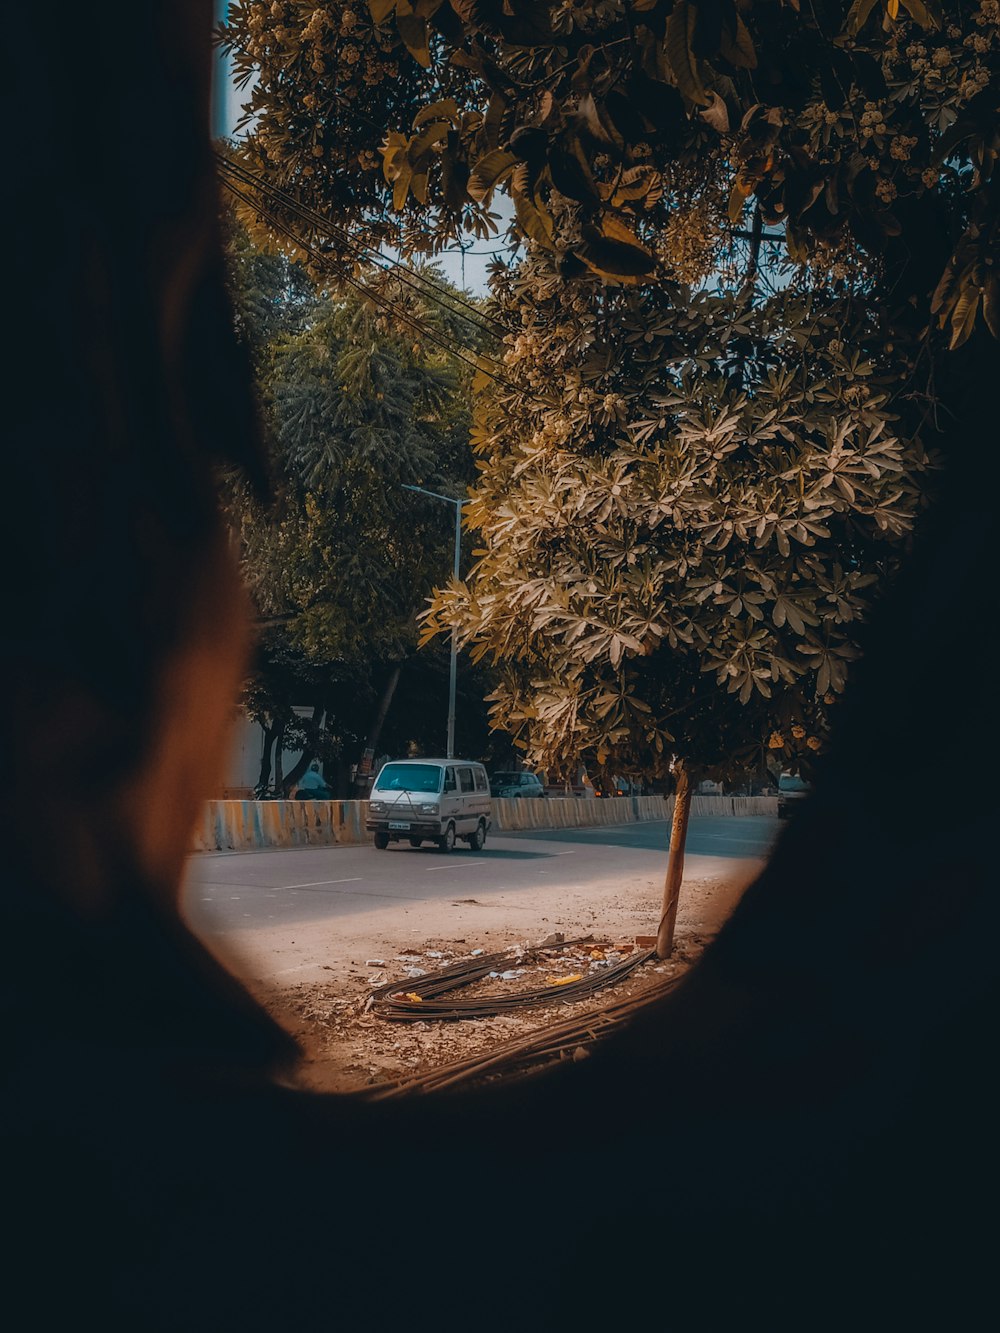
top-left (408, 837), bottom-right (422, 848)
top-left (438, 824), bottom-right (456, 853)
top-left (468, 821), bottom-right (487, 852)
top-left (373, 832), bottom-right (389, 850)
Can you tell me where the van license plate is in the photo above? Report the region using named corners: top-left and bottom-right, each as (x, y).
top-left (388, 821), bottom-right (410, 830)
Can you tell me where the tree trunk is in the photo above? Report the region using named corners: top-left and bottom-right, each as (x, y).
top-left (656, 761), bottom-right (693, 959)
top-left (255, 724), bottom-right (277, 798)
top-left (334, 757), bottom-right (352, 800)
top-left (352, 664), bottom-right (402, 796)
top-left (281, 703), bottom-right (325, 796)
top-left (273, 719), bottom-right (285, 794)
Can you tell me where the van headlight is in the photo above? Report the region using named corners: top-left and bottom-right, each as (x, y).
top-left (418, 802), bottom-right (438, 815)
top-left (369, 800), bottom-right (385, 813)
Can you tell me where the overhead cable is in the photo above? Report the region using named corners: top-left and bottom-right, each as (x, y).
top-left (215, 152), bottom-right (513, 341)
top-left (218, 173), bottom-right (545, 402)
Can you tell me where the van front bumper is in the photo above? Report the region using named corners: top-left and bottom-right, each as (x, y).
top-left (366, 817), bottom-right (443, 838)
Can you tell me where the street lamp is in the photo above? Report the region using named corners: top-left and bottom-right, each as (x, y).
top-left (402, 484), bottom-right (469, 760)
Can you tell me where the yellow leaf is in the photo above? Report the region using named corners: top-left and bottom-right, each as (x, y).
top-left (403, 992), bottom-right (424, 1002)
top-left (545, 974), bottom-right (583, 987)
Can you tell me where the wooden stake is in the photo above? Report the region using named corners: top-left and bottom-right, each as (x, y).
top-left (656, 761), bottom-right (692, 958)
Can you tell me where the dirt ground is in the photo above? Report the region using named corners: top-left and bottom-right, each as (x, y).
top-left (206, 861), bottom-right (758, 1094)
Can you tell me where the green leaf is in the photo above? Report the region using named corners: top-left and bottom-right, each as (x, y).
top-left (512, 187), bottom-right (555, 249)
top-left (413, 99), bottom-right (460, 130)
top-left (407, 121), bottom-right (451, 169)
top-left (845, 0), bottom-right (881, 35)
top-left (983, 274), bottom-right (1000, 340)
top-left (698, 92), bottom-right (730, 134)
top-left (410, 170), bottom-right (429, 204)
top-left (392, 164), bottom-right (413, 210)
top-left (728, 176), bottom-right (753, 223)
top-left (900, 0), bottom-right (939, 28)
top-left (719, 15), bottom-right (757, 70)
top-left (665, 1), bottom-right (709, 107)
top-left (949, 285), bottom-right (980, 350)
top-left (395, 3), bottom-right (431, 68)
top-left (467, 149), bottom-right (518, 202)
top-left (578, 223), bottom-right (657, 281)
top-left (929, 256), bottom-right (958, 315)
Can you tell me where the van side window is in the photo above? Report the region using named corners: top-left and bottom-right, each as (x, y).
top-left (458, 767), bottom-right (474, 793)
top-left (473, 768), bottom-right (487, 792)
top-left (444, 767), bottom-right (457, 792)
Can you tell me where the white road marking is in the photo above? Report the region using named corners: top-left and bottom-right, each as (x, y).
top-left (279, 877), bottom-right (363, 889)
top-left (421, 860), bottom-right (487, 872)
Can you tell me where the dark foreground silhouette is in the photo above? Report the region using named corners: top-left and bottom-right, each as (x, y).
top-left (3, 5), bottom-right (996, 1328)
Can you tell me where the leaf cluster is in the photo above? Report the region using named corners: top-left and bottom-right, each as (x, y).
top-left (420, 248), bottom-right (932, 782)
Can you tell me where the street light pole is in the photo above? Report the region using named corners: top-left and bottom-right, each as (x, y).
top-left (402, 484), bottom-right (468, 760)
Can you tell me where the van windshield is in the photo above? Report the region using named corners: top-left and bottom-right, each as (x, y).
top-left (778, 774), bottom-right (809, 793)
top-left (374, 763), bottom-right (442, 793)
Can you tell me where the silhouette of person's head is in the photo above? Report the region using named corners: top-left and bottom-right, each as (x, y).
top-left (3, 3), bottom-right (264, 913)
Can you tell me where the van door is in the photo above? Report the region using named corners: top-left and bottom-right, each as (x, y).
top-left (442, 765), bottom-right (459, 826)
top-left (456, 766), bottom-right (475, 830)
top-left (472, 765), bottom-right (492, 829)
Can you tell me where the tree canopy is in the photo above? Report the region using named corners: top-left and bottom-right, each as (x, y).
top-left (222, 1), bottom-right (998, 345)
top-left (420, 247), bottom-right (931, 787)
top-left (225, 226), bottom-right (492, 792)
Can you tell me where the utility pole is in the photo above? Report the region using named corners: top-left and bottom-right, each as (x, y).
top-left (402, 484), bottom-right (469, 759)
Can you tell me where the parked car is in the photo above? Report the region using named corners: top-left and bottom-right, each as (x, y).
top-left (777, 771), bottom-right (810, 818)
top-left (366, 758), bottom-right (491, 852)
top-left (490, 770), bottom-right (546, 799)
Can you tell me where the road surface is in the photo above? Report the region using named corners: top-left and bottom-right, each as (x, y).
top-left (184, 816), bottom-right (780, 987)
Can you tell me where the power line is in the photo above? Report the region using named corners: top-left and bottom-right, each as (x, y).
top-left (215, 152), bottom-right (514, 342)
top-left (219, 170), bottom-right (516, 387)
top-left (219, 173), bottom-right (550, 404)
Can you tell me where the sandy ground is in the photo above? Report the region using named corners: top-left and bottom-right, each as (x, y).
top-left (196, 859), bottom-right (758, 1094)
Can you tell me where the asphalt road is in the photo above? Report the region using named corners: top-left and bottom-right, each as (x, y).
top-left (184, 816), bottom-right (779, 936)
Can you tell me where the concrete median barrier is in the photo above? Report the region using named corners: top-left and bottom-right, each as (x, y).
top-left (194, 793), bottom-right (777, 853)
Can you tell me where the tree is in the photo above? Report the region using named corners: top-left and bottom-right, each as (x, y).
top-left (225, 226), bottom-right (488, 793)
top-left (219, 3), bottom-right (995, 946)
top-left (421, 246), bottom-right (930, 950)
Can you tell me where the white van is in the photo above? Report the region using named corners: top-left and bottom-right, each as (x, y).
top-left (366, 758), bottom-right (492, 852)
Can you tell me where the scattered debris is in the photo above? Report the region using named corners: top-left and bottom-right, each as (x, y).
top-left (366, 933), bottom-right (655, 1021)
top-left (364, 969), bottom-right (685, 1099)
top-left (365, 959), bottom-right (386, 968)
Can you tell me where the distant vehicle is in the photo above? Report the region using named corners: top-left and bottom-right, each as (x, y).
top-left (490, 771), bottom-right (545, 799)
top-left (366, 758), bottom-right (491, 852)
top-left (777, 772), bottom-right (810, 818)
top-left (594, 775), bottom-right (639, 798)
